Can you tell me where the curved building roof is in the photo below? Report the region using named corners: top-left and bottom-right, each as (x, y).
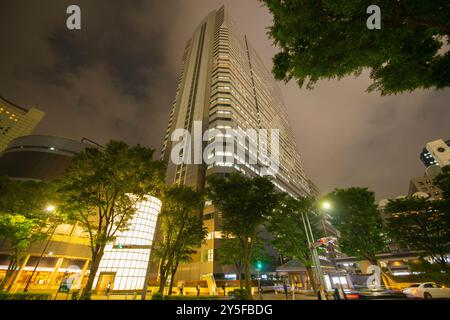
top-left (0, 135), bottom-right (98, 181)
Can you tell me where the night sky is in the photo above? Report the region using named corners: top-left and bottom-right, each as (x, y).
top-left (1, 0), bottom-right (449, 200)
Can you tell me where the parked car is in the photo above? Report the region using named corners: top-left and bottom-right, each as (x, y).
top-left (258, 280), bottom-right (276, 293)
top-left (273, 284), bottom-right (305, 294)
top-left (403, 282), bottom-right (450, 299)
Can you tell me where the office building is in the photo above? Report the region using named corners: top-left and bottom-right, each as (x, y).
top-left (160, 6), bottom-right (311, 282)
top-left (408, 165), bottom-right (443, 200)
top-left (420, 139), bottom-right (450, 168)
top-left (0, 96), bottom-right (45, 152)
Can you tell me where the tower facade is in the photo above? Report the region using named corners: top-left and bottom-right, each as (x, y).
top-left (161, 7), bottom-right (311, 281)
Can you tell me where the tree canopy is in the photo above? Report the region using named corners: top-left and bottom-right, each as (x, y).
top-left (325, 187), bottom-right (387, 264)
top-left (207, 173), bottom-right (280, 297)
top-left (0, 178), bottom-right (59, 291)
top-left (57, 140), bottom-right (165, 298)
top-left (153, 185), bottom-right (206, 295)
top-left (268, 195), bottom-right (323, 290)
top-left (262, 0), bottom-right (450, 95)
top-left (385, 169), bottom-right (450, 274)
top-left (216, 233), bottom-right (273, 290)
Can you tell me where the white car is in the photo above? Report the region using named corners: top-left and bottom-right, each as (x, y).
top-left (403, 282), bottom-right (450, 299)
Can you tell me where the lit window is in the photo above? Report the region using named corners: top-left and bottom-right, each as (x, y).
top-left (207, 249), bottom-right (214, 262)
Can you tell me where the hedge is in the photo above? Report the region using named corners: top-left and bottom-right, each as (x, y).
top-left (0, 292), bottom-right (52, 300)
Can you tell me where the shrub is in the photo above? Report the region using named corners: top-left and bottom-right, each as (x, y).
top-left (0, 292), bottom-right (52, 300)
top-left (79, 291), bottom-right (92, 300)
top-left (228, 289), bottom-right (251, 300)
top-left (163, 295), bottom-right (218, 300)
top-left (151, 292), bottom-right (217, 300)
top-left (151, 292), bottom-right (163, 300)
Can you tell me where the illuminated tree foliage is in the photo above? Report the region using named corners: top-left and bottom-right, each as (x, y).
top-left (326, 188), bottom-right (387, 264)
top-left (0, 179), bottom-right (58, 291)
top-left (262, 0), bottom-right (450, 95)
top-left (385, 166), bottom-right (450, 274)
top-left (385, 196), bottom-right (450, 274)
top-left (207, 173), bottom-right (279, 298)
top-left (268, 195), bottom-right (323, 291)
top-left (216, 234), bottom-right (272, 290)
top-left (58, 141), bottom-right (164, 299)
top-left (153, 185), bottom-right (206, 295)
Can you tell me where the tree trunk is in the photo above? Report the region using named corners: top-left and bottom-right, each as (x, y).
top-left (306, 266), bottom-right (317, 291)
top-left (80, 244), bottom-right (105, 299)
top-left (235, 264), bottom-right (243, 290)
top-left (0, 258), bottom-right (18, 291)
top-left (368, 257), bottom-right (378, 266)
top-left (158, 260), bottom-right (171, 294)
top-left (158, 274), bottom-right (167, 294)
top-left (168, 273), bottom-right (175, 296)
top-left (242, 246), bottom-right (252, 299)
top-left (168, 261), bottom-right (180, 296)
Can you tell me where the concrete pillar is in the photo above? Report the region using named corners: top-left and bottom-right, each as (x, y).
top-left (299, 272), bottom-right (305, 289)
top-left (47, 257), bottom-right (64, 288)
top-left (9, 254), bottom-right (31, 293)
top-left (75, 259), bottom-right (90, 290)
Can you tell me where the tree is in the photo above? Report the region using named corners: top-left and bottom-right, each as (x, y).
top-left (0, 178), bottom-right (59, 291)
top-left (385, 196), bottom-right (450, 274)
top-left (326, 188), bottom-right (387, 264)
top-left (0, 215), bottom-right (44, 291)
top-left (153, 185), bottom-right (206, 295)
top-left (268, 195), bottom-right (323, 290)
top-left (207, 173), bottom-right (280, 298)
top-left (57, 141), bottom-right (164, 299)
top-left (216, 234), bottom-right (272, 290)
top-left (434, 165), bottom-right (450, 198)
top-left (262, 0), bottom-right (450, 95)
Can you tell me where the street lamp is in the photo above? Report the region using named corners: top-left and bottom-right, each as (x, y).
top-left (24, 204), bottom-right (58, 292)
top-left (321, 201), bottom-right (331, 210)
top-left (320, 201), bottom-right (347, 300)
top-left (300, 210), bottom-right (326, 296)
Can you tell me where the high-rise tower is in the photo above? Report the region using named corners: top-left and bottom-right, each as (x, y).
top-left (160, 6), bottom-right (311, 281)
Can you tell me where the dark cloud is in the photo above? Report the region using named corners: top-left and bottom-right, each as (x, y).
top-left (1, 0), bottom-right (449, 200)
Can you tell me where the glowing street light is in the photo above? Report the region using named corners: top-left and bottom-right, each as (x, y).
top-left (46, 205), bottom-right (56, 212)
top-left (321, 201), bottom-right (331, 210)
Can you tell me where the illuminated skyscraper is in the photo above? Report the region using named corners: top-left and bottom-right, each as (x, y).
top-left (160, 6), bottom-right (311, 281)
top-left (0, 96), bottom-right (45, 152)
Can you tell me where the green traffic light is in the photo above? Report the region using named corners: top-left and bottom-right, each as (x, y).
top-left (256, 262), bottom-right (262, 270)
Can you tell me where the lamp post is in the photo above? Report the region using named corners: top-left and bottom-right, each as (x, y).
top-left (320, 201), bottom-right (347, 300)
top-left (300, 211), bottom-right (326, 295)
top-left (24, 205), bottom-right (57, 292)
